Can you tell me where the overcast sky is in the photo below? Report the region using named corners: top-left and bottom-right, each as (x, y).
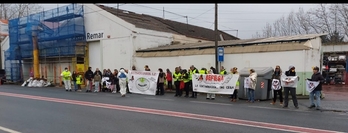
top-left (41, 3), bottom-right (319, 39)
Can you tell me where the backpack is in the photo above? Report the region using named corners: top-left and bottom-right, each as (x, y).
top-left (119, 72), bottom-right (127, 78)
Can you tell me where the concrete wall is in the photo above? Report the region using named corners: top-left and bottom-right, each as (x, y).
top-left (323, 44), bottom-right (348, 52)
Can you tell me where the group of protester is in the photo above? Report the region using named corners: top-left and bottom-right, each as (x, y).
top-left (60, 64), bottom-right (324, 110)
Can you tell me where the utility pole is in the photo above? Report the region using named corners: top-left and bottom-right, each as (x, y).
top-left (214, 3), bottom-right (219, 72)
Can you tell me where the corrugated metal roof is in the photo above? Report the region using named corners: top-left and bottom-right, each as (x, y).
top-left (136, 42), bottom-right (311, 57)
top-left (136, 33), bottom-right (327, 52)
top-left (96, 4), bottom-right (239, 41)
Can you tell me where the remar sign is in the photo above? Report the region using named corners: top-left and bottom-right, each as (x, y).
top-left (86, 31), bottom-right (104, 41)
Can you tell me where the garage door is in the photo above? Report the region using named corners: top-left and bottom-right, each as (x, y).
top-left (88, 41), bottom-right (101, 70)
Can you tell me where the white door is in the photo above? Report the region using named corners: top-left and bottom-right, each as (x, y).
top-left (88, 41), bottom-right (101, 71)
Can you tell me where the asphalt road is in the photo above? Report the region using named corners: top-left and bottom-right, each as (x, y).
top-left (0, 85), bottom-right (347, 133)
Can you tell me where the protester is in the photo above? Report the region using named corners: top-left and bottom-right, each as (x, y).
top-left (173, 67), bottom-right (182, 97)
top-left (271, 65), bottom-right (283, 105)
top-left (181, 69), bottom-right (190, 97)
top-left (60, 67), bottom-right (72, 91)
top-left (166, 68), bottom-right (173, 91)
top-left (206, 68), bottom-right (216, 100)
top-left (76, 73), bottom-right (82, 91)
top-left (230, 67), bottom-right (239, 102)
top-left (283, 65), bottom-right (299, 109)
top-left (71, 71), bottom-right (78, 91)
top-left (144, 65), bottom-right (151, 71)
top-left (247, 69), bottom-right (257, 103)
top-left (307, 66), bottom-right (325, 110)
top-left (84, 67), bottom-right (94, 92)
top-left (189, 65), bottom-right (199, 98)
top-left (94, 72), bottom-right (102, 93)
top-left (157, 68), bottom-right (166, 95)
top-left (118, 68), bottom-right (129, 97)
top-left (112, 69), bottom-right (120, 93)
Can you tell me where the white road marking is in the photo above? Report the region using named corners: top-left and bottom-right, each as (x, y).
top-left (190, 101), bottom-right (233, 106)
top-left (144, 97), bottom-right (174, 101)
top-left (0, 126), bottom-right (21, 133)
top-left (248, 106), bottom-right (311, 113)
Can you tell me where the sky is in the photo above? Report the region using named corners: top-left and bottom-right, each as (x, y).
top-left (41, 3), bottom-right (319, 39)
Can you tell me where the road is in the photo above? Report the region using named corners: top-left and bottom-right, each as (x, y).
top-left (0, 85), bottom-right (347, 133)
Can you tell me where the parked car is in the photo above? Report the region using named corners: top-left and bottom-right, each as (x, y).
top-left (0, 69), bottom-right (6, 84)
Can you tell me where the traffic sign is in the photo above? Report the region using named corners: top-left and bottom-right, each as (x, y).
top-left (218, 47), bottom-right (224, 62)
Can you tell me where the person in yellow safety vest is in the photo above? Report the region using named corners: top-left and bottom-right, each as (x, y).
top-left (189, 65), bottom-right (199, 98)
top-left (173, 67), bottom-right (182, 97)
top-left (76, 74), bottom-right (83, 91)
top-left (230, 67), bottom-right (240, 102)
top-left (220, 66), bottom-right (227, 75)
top-left (60, 67), bottom-right (72, 91)
top-left (206, 68), bottom-right (216, 100)
top-left (182, 69), bottom-right (191, 97)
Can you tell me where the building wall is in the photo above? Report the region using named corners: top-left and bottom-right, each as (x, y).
top-left (84, 4), bottom-right (212, 71)
top-left (1, 36), bottom-right (9, 69)
top-left (135, 39), bottom-right (322, 95)
top-left (323, 44), bottom-right (348, 52)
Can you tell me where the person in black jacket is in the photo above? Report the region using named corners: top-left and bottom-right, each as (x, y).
top-left (307, 66), bottom-right (325, 110)
top-left (283, 65), bottom-right (299, 109)
top-left (84, 67), bottom-right (94, 92)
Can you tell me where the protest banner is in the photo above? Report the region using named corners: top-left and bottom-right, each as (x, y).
top-left (306, 80), bottom-right (319, 93)
top-left (192, 73), bottom-right (239, 94)
top-left (128, 70), bottom-right (159, 95)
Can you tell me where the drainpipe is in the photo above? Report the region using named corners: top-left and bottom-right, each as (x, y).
top-left (32, 33), bottom-right (40, 78)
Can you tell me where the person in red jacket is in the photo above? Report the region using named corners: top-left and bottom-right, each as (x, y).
top-left (166, 69), bottom-right (173, 91)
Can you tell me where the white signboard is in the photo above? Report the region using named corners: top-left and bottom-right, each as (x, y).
top-left (128, 70), bottom-right (159, 95)
top-left (281, 76), bottom-right (299, 88)
top-left (86, 31), bottom-right (104, 41)
top-left (306, 80), bottom-right (320, 93)
top-left (192, 74), bottom-right (239, 95)
top-left (244, 77), bottom-right (251, 89)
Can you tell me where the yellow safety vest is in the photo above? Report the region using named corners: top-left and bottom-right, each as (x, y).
top-left (173, 72), bottom-right (182, 81)
top-left (199, 70), bottom-right (206, 74)
top-left (189, 69), bottom-right (197, 80)
top-left (61, 71), bottom-right (71, 80)
top-left (182, 73), bottom-right (190, 83)
top-left (220, 70), bottom-right (226, 75)
top-left (76, 75), bottom-right (82, 85)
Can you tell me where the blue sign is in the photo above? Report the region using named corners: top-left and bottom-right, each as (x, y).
top-left (218, 47), bottom-right (224, 62)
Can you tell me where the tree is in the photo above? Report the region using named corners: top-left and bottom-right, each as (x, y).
top-left (0, 4), bottom-right (43, 20)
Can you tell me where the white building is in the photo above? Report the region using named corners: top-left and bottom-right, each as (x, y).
top-left (83, 4), bottom-right (238, 71)
top-left (135, 33), bottom-right (327, 96)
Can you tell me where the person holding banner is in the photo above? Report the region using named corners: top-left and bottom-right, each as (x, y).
top-left (156, 68), bottom-right (166, 95)
top-left (230, 67), bottom-right (240, 102)
top-left (271, 65), bottom-right (283, 105)
top-left (283, 65), bottom-right (299, 109)
top-left (307, 66), bottom-right (325, 110)
top-left (189, 65), bottom-right (199, 98)
top-left (206, 68), bottom-right (216, 100)
top-left (173, 67), bottom-right (182, 97)
top-left (247, 69), bottom-right (257, 103)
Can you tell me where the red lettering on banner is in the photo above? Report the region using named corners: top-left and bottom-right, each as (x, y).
top-left (205, 74), bottom-right (224, 82)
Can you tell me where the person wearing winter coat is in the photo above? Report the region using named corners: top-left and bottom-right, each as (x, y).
top-left (157, 68), bottom-right (166, 95)
top-left (283, 65), bottom-right (299, 109)
top-left (112, 69), bottom-right (120, 93)
top-left (93, 72), bottom-right (102, 92)
top-left (230, 67), bottom-right (240, 102)
top-left (118, 68), bottom-right (129, 97)
top-left (84, 67), bottom-right (94, 92)
top-left (72, 71), bottom-right (78, 91)
top-left (307, 66), bottom-right (325, 110)
top-left (247, 69), bottom-right (257, 103)
top-left (206, 68), bottom-right (216, 100)
top-left (271, 65), bottom-right (284, 105)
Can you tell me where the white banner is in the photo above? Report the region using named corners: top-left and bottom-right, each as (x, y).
top-left (244, 77), bottom-right (251, 89)
top-left (281, 76), bottom-right (299, 88)
top-left (128, 70), bottom-right (159, 95)
top-left (306, 80), bottom-right (319, 93)
top-left (271, 79), bottom-right (282, 90)
top-left (192, 74), bottom-right (239, 94)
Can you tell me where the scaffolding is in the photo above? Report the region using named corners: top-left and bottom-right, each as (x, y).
top-left (5, 4), bottom-right (86, 83)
